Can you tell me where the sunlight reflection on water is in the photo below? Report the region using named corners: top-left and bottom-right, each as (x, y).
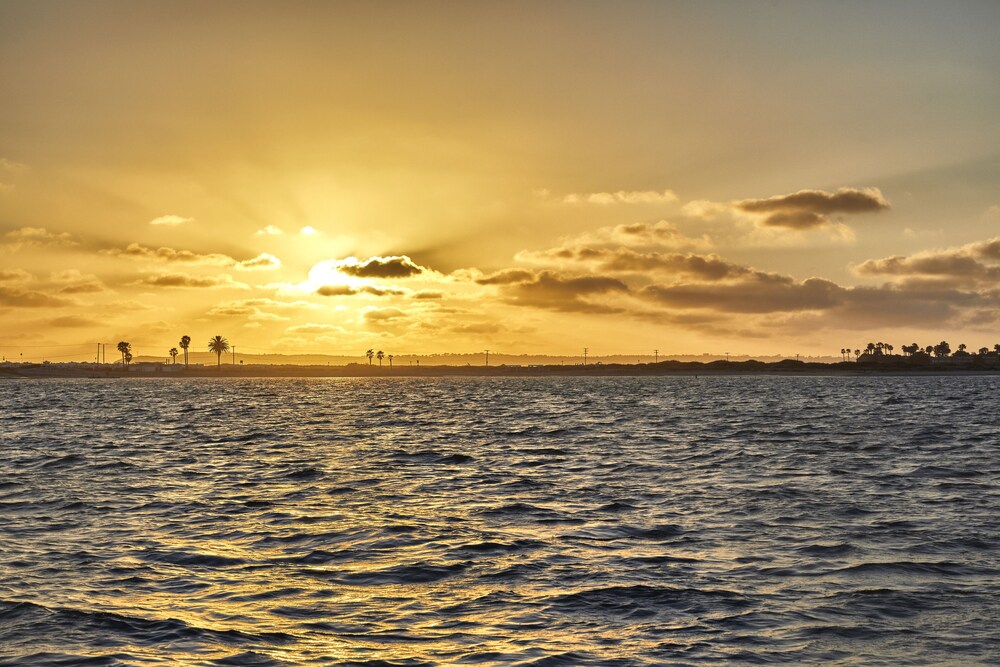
top-left (1, 376), bottom-right (999, 665)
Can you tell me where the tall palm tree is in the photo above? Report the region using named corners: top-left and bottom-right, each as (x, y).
top-left (208, 335), bottom-right (230, 369)
top-left (169, 347), bottom-right (179, 364)
top-left (377, 350), bottom-right (384, 366)
top-left (366, 349), bottom-right (374, 365)
top-left (180, 335), bottom-right (191, 367)
top-left (116, 341), bottom-right (131, 367)
top-left (388, 354), bottom-right (394, 367)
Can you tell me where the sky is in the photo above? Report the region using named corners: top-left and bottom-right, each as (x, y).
top-left (2, 0), bottom-right (1000, 362)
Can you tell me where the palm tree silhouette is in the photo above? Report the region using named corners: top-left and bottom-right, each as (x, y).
top-left (169, 347), bottom-right (179, 364)
top-left (116, 341), bottom-right (131, 367)
top-left (366, 349), bottom-right (374, 365)
top-left (377, 350), bottom-right (384, 366)
top-left (180, 335), bottom-right (191, 367)
top-left (388, 354), bottom-right (394, 367)
top-left (208, 335), bottom-right (230, 369)
top-left (124, 351), bottom-right (132, 367)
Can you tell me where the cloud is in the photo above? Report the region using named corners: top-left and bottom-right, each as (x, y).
top-left (3, 227), bottom-right (76, 249)
top-left (518, 247), bottom-right (751, 281)
top-left (286, 323), bottom-right (345, 335)
top-left (474, 269), bottom-right (536, 285)
top-left (235, 253), bottom-right (282, 270)
top-left (495, 271), bottom-right (630, 314)
top-left (680, 199), bottom-right (730, 220)
top-left (256, 225), bottom-right (284, 236)
top-left (0, 158), bottom-right (27, 171)
top-left (854, 237), bottom-right (1000, 285)
top-left (316, 285), bottom-right (357, 297)
top-left (136, 273), bottom-right (248, 289)
top-left (300, 226), bottom-right (318, 236)
top-left (48, 270), bottom-right (105, 294)
top-left (555, 220), bottom-right (712, 251)
top-left (735, 187), bottom-right (890, 229)
top-left (48, 316), bottom-right (101, 328)
top-left (641, 275), bottom-right (843, 313)
top-left (562, 189), bottom-right (678, 205)
top-left (106, 243), bottom-right (235, 266)
top-left (0, 285), bottom-right (73, 308)
top-left (334, 255), bottom-right (425, 278)
top-left (0, 269), bottom-right (31, 282)
top-left (364, 307), bottom-right (407, 322)
top-left (107, 244), bottom-right (280, 270)
top-left (149, 215), bottom-right (193, 226)
top-left (413, 290), bottom-right (443, 300)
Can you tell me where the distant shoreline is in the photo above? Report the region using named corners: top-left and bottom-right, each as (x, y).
top-left (4, 359), bottom-right (1000, 379)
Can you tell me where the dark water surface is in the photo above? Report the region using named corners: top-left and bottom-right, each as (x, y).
top-left (1, 376), bottom-right (998, 666)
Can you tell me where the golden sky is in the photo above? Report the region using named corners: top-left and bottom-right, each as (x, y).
top-left (2, 1), bottom-right (1000, 361)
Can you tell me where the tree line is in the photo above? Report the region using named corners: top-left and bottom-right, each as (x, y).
top-left (840, 341), bottom-right (1000, 361)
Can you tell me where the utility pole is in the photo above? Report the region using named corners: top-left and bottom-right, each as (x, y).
top-left (232, 346), bottom-right (236, 365)
top-left (726, 351), bottom-right (730, 362)
top-left (485, 349), bottom-right (490, 367)
top-left (583, 347), bottom-right (588, 365)
top-left (654, 349), bottom-right (658, 364)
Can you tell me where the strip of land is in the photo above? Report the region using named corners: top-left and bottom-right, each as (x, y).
top-left (3, 358), bottom-right (999, 378)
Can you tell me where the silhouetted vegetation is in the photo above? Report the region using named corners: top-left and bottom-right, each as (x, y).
top-left (116, 341), bottom-right (131, 367)
top-left (208, 335), bottom-right (230, 369)
top-left (180, 335), bottom-right (191, 368)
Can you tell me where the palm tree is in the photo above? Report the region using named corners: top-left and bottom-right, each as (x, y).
top-left (853, 349), bottom-right (860, 360)
top-left (208, 335), bottom-right (230, 369)
top-left (388, 354), bottom-right (394, 367)
top-left (958, 343), bottom-right (968, 354)
top-left (366, 349), bottom-right (374, 365)
top-left (169, 347), bottom-right (179, 364)
top-left (840, 348), bottom-right (846, 361)
top-left (124, 351), bottom-right (132, 366)
top-left (377, 350), bottom-right (384, 366)
top-left (978, 347), bottom-right (989, 356)
top-left (116, 341), bottom-right (131, 367)
top-left (180, 335), bottom-right (191, 367)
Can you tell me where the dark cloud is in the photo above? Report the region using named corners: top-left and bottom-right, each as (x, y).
top-left (317, 285), bottom-right (356, 296)
top-left (0, 269), bottom-right (31, 282)
top-left (48, 315), bottom-right (100, 328)
top-left (58, 281), bottom-right (105, 294)
top-left (413, 290), bottom-right (443, 299)
top-left (316, 284), bottom-right (406, 297)
top-left (336, 256), bottom-right (424, 278)
top-left (235, 253), bottom-right (281, 270)
top-left (641, 276), bottom-right (843, 313)
top-left (106, 243), bottom-right (235, 266)
top-left (475, 268), bottom-right (536, 285)
top-left (0, 285), bottom-right (73, 308)
top-left (137, 273), bottom-right (244, 289)
top-left (854, 238), bottom-right (1000, 286)
top-left (531, 247), bottom-right (751, 280)
top-left (364, 307), bottom-right (407, 322)
top-left (735, 187), bottom-right (889, 229)
top-left (498, 271), bottom-right (629, 314)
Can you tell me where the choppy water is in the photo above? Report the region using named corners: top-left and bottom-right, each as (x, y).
top-left (1, 376), bottom-right (999, 666)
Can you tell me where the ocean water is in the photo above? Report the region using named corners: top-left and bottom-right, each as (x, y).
top-left (1, 376), bottom-right (998, 666)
